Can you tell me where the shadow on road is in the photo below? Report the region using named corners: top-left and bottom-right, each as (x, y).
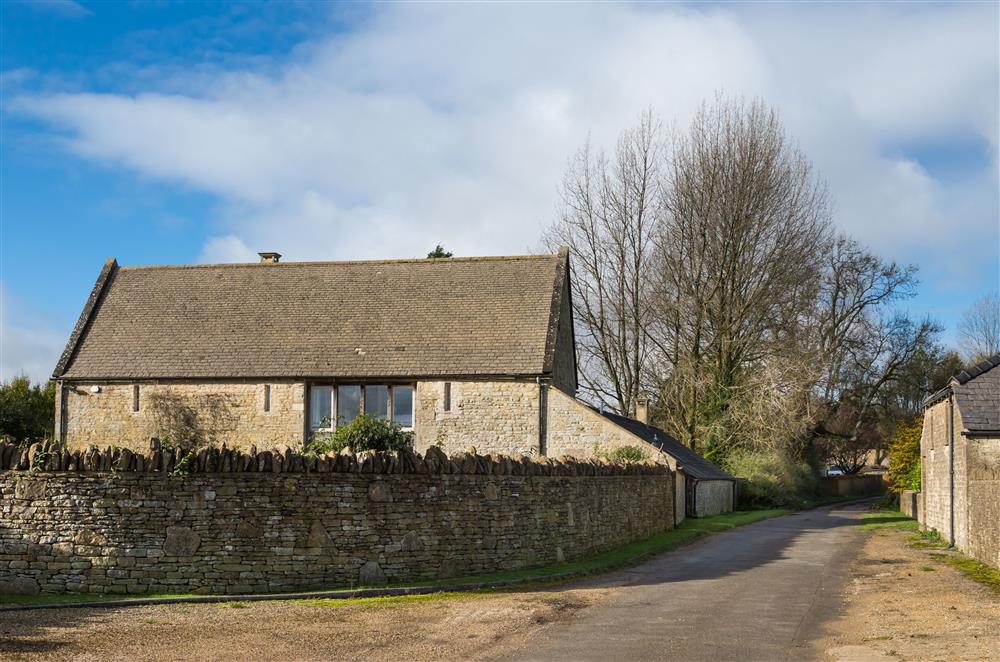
top-left (544, 503), bottom-right (874, 591)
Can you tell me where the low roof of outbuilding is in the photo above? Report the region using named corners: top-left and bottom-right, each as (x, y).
top-left (593, 409), bottom-right (735, 481)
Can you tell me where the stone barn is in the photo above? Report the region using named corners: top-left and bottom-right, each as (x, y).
top-left (52, 250), bottom-right (580, 456)
top-left (51, 248), bottom-right (730, 524)
top-left (920, 354), bottom-right (1000, 569)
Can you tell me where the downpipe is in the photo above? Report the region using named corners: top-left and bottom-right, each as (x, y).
top-left (948, 393), bottom-right (955, 547)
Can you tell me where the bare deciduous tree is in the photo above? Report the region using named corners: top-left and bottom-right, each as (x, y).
top-left (958, 290), bottom-right (1000, 362)
top-left (650, 97), bottom-right (831, 453)
top-left (544, 110), bottom-right (664, 416)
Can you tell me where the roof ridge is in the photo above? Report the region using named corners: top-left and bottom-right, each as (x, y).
top-left (118, 253), bottom-right (559, 271)
top-left (952, 354), bottom-right (1000, 385)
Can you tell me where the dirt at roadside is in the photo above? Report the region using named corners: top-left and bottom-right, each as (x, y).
top-left (812, 525), bottom-right (1000, 662)
top-left (0, 588), bottom-right (607, 662)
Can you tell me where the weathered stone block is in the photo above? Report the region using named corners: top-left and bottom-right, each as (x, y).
top-left (163, 526), bottom-right (200, 556)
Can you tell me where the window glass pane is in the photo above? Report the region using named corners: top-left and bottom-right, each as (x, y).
top-left (365, 385), bottom-right (389, 419)
top-left (392, 386), bottom-right (413, 428)
top-left (309, 386), bottom-right (332, 429)
top-left (337, 385), bottom-right (361, 425)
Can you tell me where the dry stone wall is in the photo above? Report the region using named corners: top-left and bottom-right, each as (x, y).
top-left (0, 442), bottom-right (673, 596)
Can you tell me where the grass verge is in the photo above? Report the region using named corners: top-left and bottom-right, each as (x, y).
top-left (1, 509), bottom-right (788, 609)
top-left (928, 553), bottom-right (1000, 593)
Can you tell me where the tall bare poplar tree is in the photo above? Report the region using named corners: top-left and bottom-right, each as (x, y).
top-left (651, 97), bottom-right (831, 454)
top-left (544, 111), bottom-right (663, 415)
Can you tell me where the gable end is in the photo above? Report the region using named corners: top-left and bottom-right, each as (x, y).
top-left (53, 258), bottom-right (118, 379)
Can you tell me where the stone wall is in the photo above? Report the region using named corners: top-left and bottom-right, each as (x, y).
top-left (921, 398), bottom-right (952, 538)
top-left (900, 490), bottom-right (920, 520)
top-left (692, 480), bottom-right (734, 518)
top-left (545, 389), bottom-right (670, 463)
top-left (0, 443), bottom-right (674, 595)
top-left (965, 436), bottom-right (1000, 569)
top-left (62, 382), bottom-right (305, 451)
top-left (413, 380), bottom-right (540, 456)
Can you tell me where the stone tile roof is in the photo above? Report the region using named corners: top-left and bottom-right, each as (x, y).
top-left (56, 252), bottom-right (570, 380)
top-left (952, 355), bottom-right (1000, 434)
top-left (593, 409), bottom-right (734, 481)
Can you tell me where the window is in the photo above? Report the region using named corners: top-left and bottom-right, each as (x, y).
top-left (337, 385), bottom-right (362, 425)
top-left (443, 382), bottom-right (452, 412)
top-left (393, 386), bottom-right (413, 428)
top-left (263, 384), bottom-right (271, 412)
top-left (310, 383), bottom-right (413, 431)
top-left (310, 386), bottom-right (332, 429)
top-left (364, 385), bottom-right (389, 419)
top-left (132, 385), bottom-right (140, 412)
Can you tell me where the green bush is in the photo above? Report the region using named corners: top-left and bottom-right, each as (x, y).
top-left (0, 376), bottom-right (55, 445)
top-left (887, 417), bottom-right (922, 493)
top-left (592, 443), bottom-right (651, 463)
top-left (307, 414), bottom-right (413, 455)
top-left (724, 448), bottom-right (817, 509)
top-left (604, 445), bottom-right (651, 463)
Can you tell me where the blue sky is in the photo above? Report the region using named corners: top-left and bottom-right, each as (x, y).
top-left (2, 1), bottom-right (998, 383)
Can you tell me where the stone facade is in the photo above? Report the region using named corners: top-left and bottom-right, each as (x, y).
top-left (0, 445), bottom-right (673, 596)
top-left (920, 397), bottom-right (1000, 569)
top-left (413, 380), bottom-right (541, 456)
top-left (920, 398), bottom-right (967, 547)
top-left (966, 437), bottom-right (1000, 569)
top-left (545, 389), bottom-right (670, 463)
top-left (60, 382), bottom-right (305, 452)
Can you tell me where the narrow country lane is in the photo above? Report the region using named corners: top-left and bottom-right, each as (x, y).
top-left (507, 503), bottom-right (869, 662)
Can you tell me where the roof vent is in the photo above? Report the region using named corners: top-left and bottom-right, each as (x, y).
top-left (258, 252), bottom-right (281, 264)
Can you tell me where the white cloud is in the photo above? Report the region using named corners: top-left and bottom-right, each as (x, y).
top-left (0, 287), bottom-right (68, 384)
top-left (11, 2), bottom-right (998, 279)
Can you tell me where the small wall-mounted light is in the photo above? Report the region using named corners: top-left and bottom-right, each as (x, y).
top-left (90, 385), bottom-right (101, 394)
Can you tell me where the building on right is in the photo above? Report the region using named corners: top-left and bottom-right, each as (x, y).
top-left (920, 354), bottom-right (1000, 569)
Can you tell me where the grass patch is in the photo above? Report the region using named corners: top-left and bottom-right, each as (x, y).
top-left (1, 509), bottom-right (789, 609)
top-left (858, 508), bottom-right (920, 532)
top-left (928, 553), bottom-right (1000, 593)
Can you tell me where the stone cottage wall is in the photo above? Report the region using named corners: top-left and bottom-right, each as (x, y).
top-left (545, 389), bottom-right (670, 463)
top-left (0, 443), bottom-right (674, 595)
top-left (965, 436), bottom-right (1000, 569)
top-left (920, 398), bottom-right (959, 539)
top-left (413, 380), bottom-right (540, 456)
top-left (62, 382), bottom-right (305, 452)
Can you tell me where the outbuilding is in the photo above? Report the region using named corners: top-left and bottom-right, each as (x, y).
top-left (592, 410), bottom-right (736, 518)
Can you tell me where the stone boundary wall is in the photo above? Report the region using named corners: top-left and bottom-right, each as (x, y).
top-left (0, 442), bottom-right (674, 595)
top-left (900, 490), bottom-right (920, 520)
